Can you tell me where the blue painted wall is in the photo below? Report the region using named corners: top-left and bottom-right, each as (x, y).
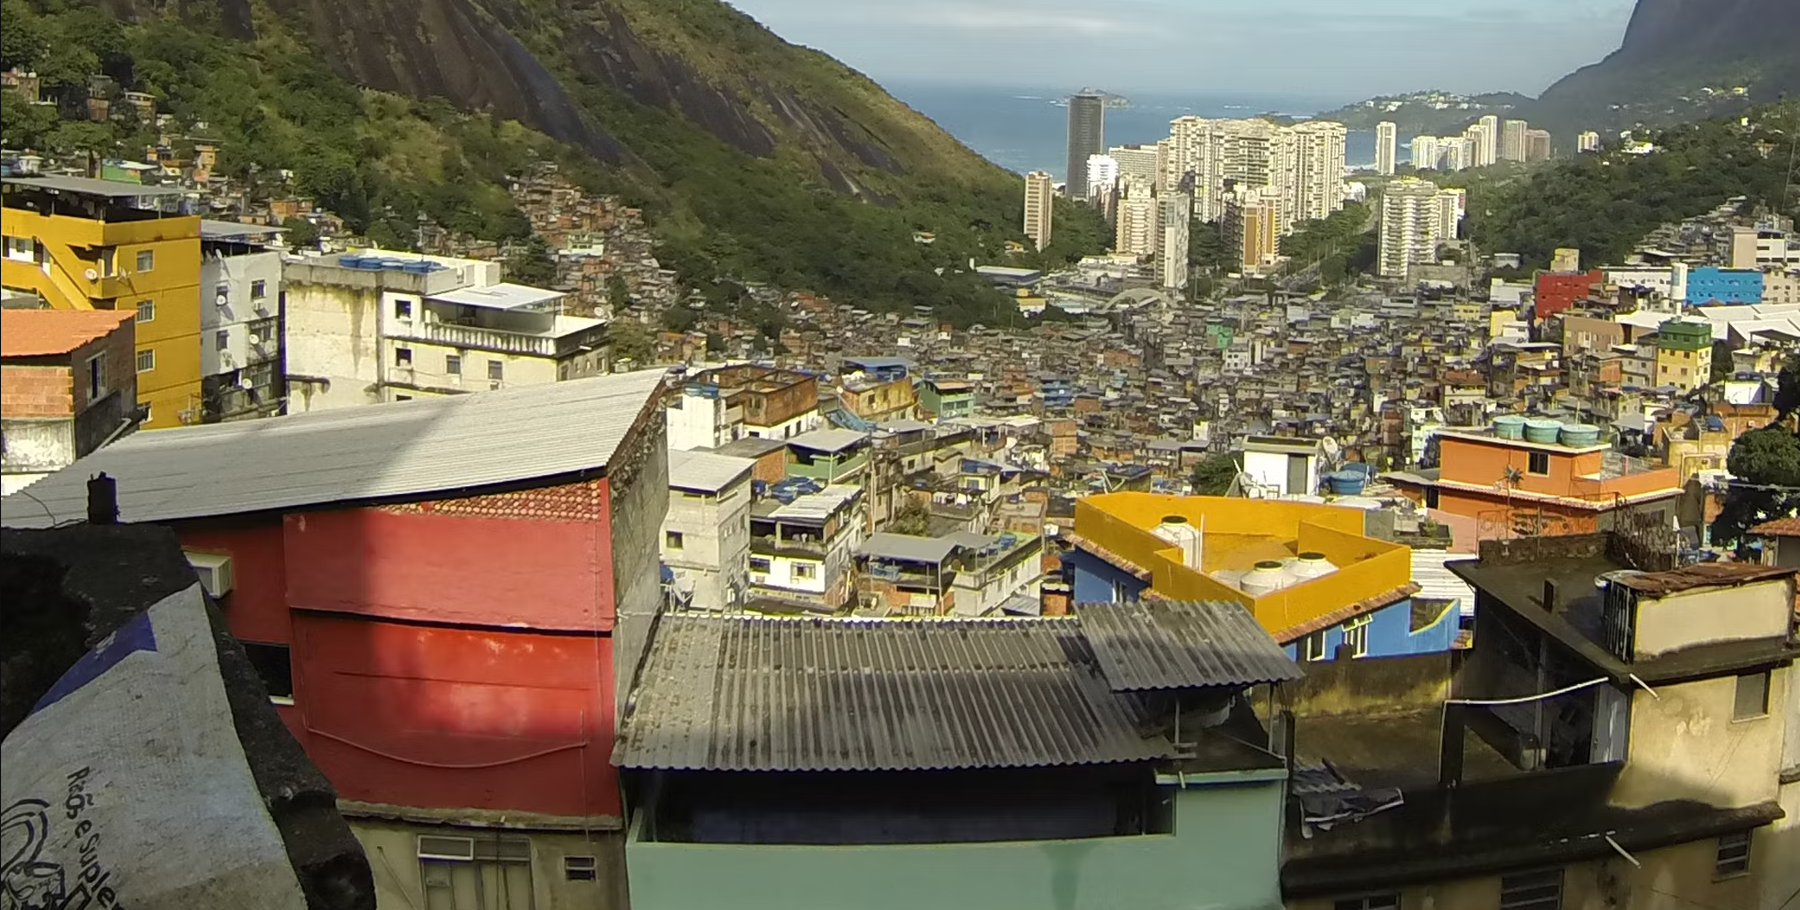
top-left (1686, 267), bottom-right (1764, 305)
top-left (1066, 549), bottom-right (1147, 604)
top-left (1280, 597), bottom-right (1459, 662)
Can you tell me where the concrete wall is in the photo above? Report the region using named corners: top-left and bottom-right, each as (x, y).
top-left (663, 476), bottom-right (751, 610)
top-left (666, 394), bottom-right (727, 451)
top-left (1281, 597), bottom-right (1458, 661)
top-left (284, 281), bottom-right (381, 411)
top-left (1288, 840), bottom-right (1764, 910)
top-left (1613, 668), bottom-right (1789, 811)
top-left (0, 415), bottom-right (73, 475)
top-left (626, 780), bottom-right (1285, 910)
top-left (199, 249), bottom-right (281, 377)
top-left (350, 817), bottom-right (626, 910)
top-left (386, 335), bottom-right (557, 398)
top-left (607, 413), bottom-right (669, 719)
top-left (1633, 581), bottom-right (1794, 658)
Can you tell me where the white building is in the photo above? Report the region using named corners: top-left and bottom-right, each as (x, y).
top-left (1023, 170), bottom-right (1055, 251)
top-left (1115, 179), bottom-right (1160, 257)
top-left (1436, 187), bottom-right (1467, 244)
top-left (1578, 131), bottom-right (1602, 153)
top-left (1502, 119), bottom-right (1529, 162)
top-left (1158, 191), bottom-right (1192, 291)
top-left (1375, 122), bottom-right (1398, 176)
top-left (1166, 116), bottom-right (1344, 232)
top-left (1109, 144), bottom-right (1164, 190)
top-left (749, 485), bottom-right (866, 611)
top-left (663, 449), bottom-right (755, 611)
top-left (199, 221), bottom-right (285, 421)
top-left (283, 250), bottom-right (607, 411)
top-left (1275, 120), bottom-right (1347, 231)
top-left (1409, 135), bottom-right (1441, 171)
top-left (1240, 436), bottom-right (1322, 498)
top-left (1379, 177), bottom-right (1445, 279)
top-left (1085, 154), bottom-right (1120, 203)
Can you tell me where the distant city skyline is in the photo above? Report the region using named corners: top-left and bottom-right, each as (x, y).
top-left (726, 0), bottom-right (1638, 99)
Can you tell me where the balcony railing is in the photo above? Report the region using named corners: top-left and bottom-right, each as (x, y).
top-left (401, 320), bottom-right (557, 357)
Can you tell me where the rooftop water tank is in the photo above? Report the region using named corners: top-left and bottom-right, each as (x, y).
top-left (1152, 515), bottom-right (1203, 570)
top-left (1288, 551), bottom-right (1338, 583)
top-left (1523, 419), bottom-right (1564, 445)
top-left (1325, 471), bottom-right (1368, 496)
top-left (1241, 561), bottom-right (1289, 596)
top-left (1494, 415), bottom-right (1527, 440)
top-left (1560, 424), bottom-right (1602, 447)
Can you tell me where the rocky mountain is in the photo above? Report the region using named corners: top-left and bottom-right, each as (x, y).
top-left (1530, 0), bottom-right (1800, 134)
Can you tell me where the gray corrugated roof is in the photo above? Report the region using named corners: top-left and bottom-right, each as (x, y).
top-left (612, 614), bottom-right (1170, 772)
top-left (1411, 550), bottom-right (1479, 618)
top-left (1072, 601), bottom-right (1302, 691)
top-left (666, 449), bottom-right (754, 493)
top-left (0, 371), bottom-right (669, 528)
top-left (858, 532), bottom-right (959, 564)
top-left (787, 428), bottom-right (868, 453)
top-left (200, 219), bottom-right (285, 240)
top-left (3, 175), bottom-right (187, 198)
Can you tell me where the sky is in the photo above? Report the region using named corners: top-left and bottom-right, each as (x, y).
top-left (726, 0), bottom-right (1639, 101)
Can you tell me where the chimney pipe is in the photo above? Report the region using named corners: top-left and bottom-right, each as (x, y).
top-left (1542, 579), bottom-right (1559, 613)
top-left (87, 472), bottom-right (118, 525)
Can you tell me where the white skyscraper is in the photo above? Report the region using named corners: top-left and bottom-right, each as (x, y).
top-left (1440, 139), bottom-right (1468, 172)
top-left (1375, 122), bottom-right (1398, 176)
top-left (1114, 179), bottom-right (1159, 257)
top-left (1435, 187), bottom-right (1467, 244)
top-left (1159, 191), bottom-right (1192, 291)
top-left (1502, 119), bottom-right (1530, 163)
top-left (1274, 120), bottom-right (1347, 232)
top-left (1477, 115), bottom-right (1500, 167)
top-left (1409, 136), bottom-right (1441, 171)
top-left (1577, 131), bottom-right (1602, 153)
top-left (1086, 155), bottom-right (1120, 202)
top-left (1109, 145), bottom-right (1160, 188)
top-left (1379, 177), bottom-right (1444, 279)
top-left (1023, 170), bottom-right (1055, 251)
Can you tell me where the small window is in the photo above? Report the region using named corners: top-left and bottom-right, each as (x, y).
top-left (395, 395), bottom-right (412, 402)
top-left (1334, 896), bottom-right (1399, 910)
top-left (750, 557), bottom-right (771, 574)
top-left (1716, 831), bottom-right (1752, 877)
top-left (1302, 630), bottom-right (1329, 662)
top-left (564, 856), bottom-right (597, 882)
top-left (1424, 487), bottom-right (1440, 510)
top-left (1734, 672), bottom-right (1769, 720)
top-left (665, 531), bottom-right (684, 550)
top-left (239, 641), bottom-right (294, 702)
top-left (1527, 451), bottom-right (1550, 475)
top-left (86, 355), bottom-right (104, 400)
top-left (135, 250), bottom-right (154, 272)
top-left (1499, 869), bottom-right (1563, 910)
top-left (251, 279), bottom-right (267, 299)
top-left (444, 354), bottom-right (462, 376)
top-left (395, 347), bottom-right (412, 367)
top-left (136, 349), bottom-right (155, 373)
top-left (1343, 614), bottom-right (1372, 658)
top-left (394, 298), bottom-right (412, 320)
top-left (134, 300), bottom-right (155, 323)
top-left (216, 330), bottom-right (230, 351)
top-left (793, 563), bottom-right (817, 580)
top-left (488, 360), bottom-right (504, 382)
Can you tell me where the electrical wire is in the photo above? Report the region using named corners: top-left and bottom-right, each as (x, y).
top-left (1444, 677), bottom-right (1608, 706)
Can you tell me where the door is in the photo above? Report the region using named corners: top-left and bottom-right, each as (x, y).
top-left (1287, 454), bottom-right (1309, 495)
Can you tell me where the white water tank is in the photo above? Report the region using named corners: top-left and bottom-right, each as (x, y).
top-left (1241, 560), bottom-right (1289, 596)
top-left (1152, 515), bottom-right (1203, 569)
top-left (1288, 551), bottom-right (1338, 584)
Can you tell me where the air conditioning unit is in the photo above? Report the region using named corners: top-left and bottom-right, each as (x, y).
top-left (184, 551), bottom-right (234, 597)
top-left (417, 835), bottom-right (475, 862)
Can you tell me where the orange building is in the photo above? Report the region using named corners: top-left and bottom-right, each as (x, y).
top-left (1389, 422), bottom-right (1682, 544)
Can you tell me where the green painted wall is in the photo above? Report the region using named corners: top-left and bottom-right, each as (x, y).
top-left (626, 781), bottom-right (1285, 910)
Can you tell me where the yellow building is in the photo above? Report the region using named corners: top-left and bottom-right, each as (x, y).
top-left (1653, 318), bottom-right (1712, 394)
top-left (2, 176), bottom-right (203, 428)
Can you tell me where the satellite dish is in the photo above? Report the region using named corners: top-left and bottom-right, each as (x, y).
top-left (84, 268), bottom-right (99, 281)
top-left (248, 334), bottom-right (261, 345)
top-left (238, 376), bottom-right (255, 390)
top-left (1321, 438), bottom-right (1342, 460)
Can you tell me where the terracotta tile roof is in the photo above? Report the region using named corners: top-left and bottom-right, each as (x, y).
top-left (0, 310), bottom-right (133, 357)
top-left (1750, 516), bottom-right (1800, 537)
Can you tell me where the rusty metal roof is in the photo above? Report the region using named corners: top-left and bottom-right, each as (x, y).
top-left (1614, 563), bottom-right (1797, 597)
top-left (1074, 600), bottom-right (1303, 691)
top-left (612, 614), bottom-right (1171, 772)
top-left (0, 309), bottom-right (133, 357)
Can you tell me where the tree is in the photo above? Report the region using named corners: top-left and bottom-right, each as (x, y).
top-left (0, 0), bottom-right (48, 72)
top-left (280, 217), bottom-right (320, 250)
top-left (889, 498), bottom-right (932, 536)
top-left (1711, 354), bottom-right (1800, 549)
top-left (505, 235), bottom-right (558, 286)
top-left (610, 320), bottom-right (654, 367)
top-left (606, 275), bottom-right (632, 310)
top-left (1191, 454), bottom-right (1241, 496)
top-left (0, 92), bottom-right (59, 149)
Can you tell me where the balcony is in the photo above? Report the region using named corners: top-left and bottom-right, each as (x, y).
top-left (393, 316), bottom-right (607, 359)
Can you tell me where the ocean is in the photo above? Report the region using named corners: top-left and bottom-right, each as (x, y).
top-left (888, 85), bottom-right (1378, 181)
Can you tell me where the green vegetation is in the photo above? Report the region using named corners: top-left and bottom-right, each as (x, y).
top-left (1278, 201), bottom-right (1373, 285)
top-left (1316, 92), bottom-right (1529, 135)
top-left (1, 0), bottom-right (1106, 326)
top-left (1190, 454), bottom-right (1240, 496)
top-left (1712, 355), bottom-right (1800, 550)
top-left (1467, 105), bottom-right (1800, 269)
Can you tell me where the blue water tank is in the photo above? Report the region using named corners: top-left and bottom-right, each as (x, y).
top-left (1325, 471), bottom-right (1368, 496)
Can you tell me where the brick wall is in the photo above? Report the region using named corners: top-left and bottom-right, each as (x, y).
top-left (379, 481), bottom-right (606, 522)
top-left (0, 366), bottom-right (74, 418)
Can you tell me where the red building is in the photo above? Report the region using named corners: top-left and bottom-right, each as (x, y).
top-left (1533, 268), bottom-right (1604, 320)
top-left (1, 371), bottom-right (670, 909)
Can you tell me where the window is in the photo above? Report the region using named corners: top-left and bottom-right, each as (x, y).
top-left (1527, 451), bottom-right (1550, 475)
top-left (135, 250), bottom-right (154, 272)
top-left (395, 347), bottom-right (413, 367)
top-left (395, 395), bottom-right (413, 402)
top-left (1424, 487), bottom-right (1440, 510)
top-left (1734, 672), bottom-right (1769, 720)
top-left (86, 355), bottom-right (104, 401)
top-left (793, 563), bottom-right (818, 580)
top-left (1499, 869), bottom-right (1563, 910)
top-left (134, 300), bottom-right (155, 323)
top-left (1302, 630), bottom-right (1330, 662)
top-left (251, 279), bottom-right (267, 299)
top-left (1716, 831), bottom-right (1752, 877)
top-left (1342, 615), bottom-right (1372, 658)
top-left (418, 834), bottom-right (533, 910)
top-left (488, 360), bottom-right (505, 382)
top-left (1334, 895), bottom-right (1399, 910)
top-left (563, 856), bottom-right (597, 882)
top-left (136, 349), bottom-right (155, 373)
top-left (750, 557), bottom-right (771, 574)
top-left (239, 642), bottom-right (293, 703)
top-left (395, 297), bottom-right (412, 320)
top-left (665, 531), bottom-right (684, 550)
top-left (216, 330), bottom-right (230, 351)
top-left (446, 354), bottom-right (462, 376)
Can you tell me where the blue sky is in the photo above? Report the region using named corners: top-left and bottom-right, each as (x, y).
top-left (727, 0), bottom-right (1638, 99)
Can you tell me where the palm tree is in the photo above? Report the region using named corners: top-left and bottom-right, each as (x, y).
top-left (1496, 465), bottom-right (1524, 539)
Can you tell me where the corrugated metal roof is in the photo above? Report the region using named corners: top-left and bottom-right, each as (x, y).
top-left (1411, 550), bottom-right (1479, 618)
top-left (3, 175), bottom-right (187, 198)
top-left (1072, 600), bottom-right (1302, 692)
top-left (428, 282), bottom-right (564, 311)
top-left (666, 449), bottom-right (753, 493)
top-left (858, 532), bottom-right (959, 563)
top-left (0, 370), bottom-right (668, 528)
top-left (767, 486), bottom-right (860, 522)
top-left (612, 614), bottom-right (1170, 772)
top-left (788, 428), bottom-right (868, 453)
